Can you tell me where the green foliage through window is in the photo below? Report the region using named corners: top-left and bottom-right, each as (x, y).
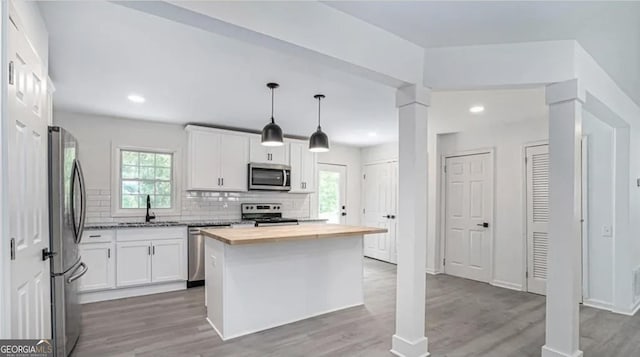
top-left (120, 150), bottom-right (173, 209)
top-left (319, 171), bottom-right (340, 223)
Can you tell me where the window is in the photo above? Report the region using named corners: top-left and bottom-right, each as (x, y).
top-left (120, 150), bottom-right (173, 209)
top-left (317, 164), bottom-right (346, 224)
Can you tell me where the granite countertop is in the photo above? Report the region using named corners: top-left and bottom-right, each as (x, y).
top-left (296, 218), bottom-right (329, 222)
top-left (85, 217), bottom-right (327, 231)
top-left (201, 224), bottom-right (387, 245)
top-left (84, 220), bottom-right (255, 230)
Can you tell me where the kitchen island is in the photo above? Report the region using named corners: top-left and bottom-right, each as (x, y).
top-left (200, 224), bottom-right (387, 340)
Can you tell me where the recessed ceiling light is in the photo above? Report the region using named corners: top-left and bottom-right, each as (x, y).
top-left (469, 105), bottom-right (484, 114)
top-left (368, 132), bottom-right (377, 137)
top-left (128, 94), bottom-right (145, 103)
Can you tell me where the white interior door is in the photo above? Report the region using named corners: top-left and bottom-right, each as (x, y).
top-left (526, 144), bottom-right (549, 295)
top-left (7, 5), bottom-right (51, 339)
top-left (318, 163), bottom-right (347, 224)
top-left (444, 153), bottom-right (492, 283)
top-left (362, 162), bottom-right (397, 263)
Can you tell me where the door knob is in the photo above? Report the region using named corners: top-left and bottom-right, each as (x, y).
top-left (341, 212), bottom-right (347, 216)
top-left (390, 215), bottom-right (396, 219)
top-left (477, 222), bottom-right (489, 228)
top-left (383, 215), bottom-right (390, 219)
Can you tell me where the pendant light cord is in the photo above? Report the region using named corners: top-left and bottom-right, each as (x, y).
top-left (317, 96), bottom-right (322, 130)
top-left (271, 87), bottom-right (275, 124)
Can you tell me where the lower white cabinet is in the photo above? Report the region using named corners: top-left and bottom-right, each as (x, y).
top-left (78, 242), bottom-right (115, 292)
top-left (79, 227), bottom-right (187, 302)
top-left (117, 238), bottom-right (186, 287)
top-left (151, 239), bottom-right (186, 283)
top-left (116, 240), bottom-right (153, 287)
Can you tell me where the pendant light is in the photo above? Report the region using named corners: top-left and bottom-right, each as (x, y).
top-left (261, 82), bottom-right (284, 147)
top-left (309, 94), bottom-right (330, 152)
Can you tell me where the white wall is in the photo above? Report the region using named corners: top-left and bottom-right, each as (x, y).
top-left (438, 119), bottom-right (548, 288)
top-left (582, 111), bottom-right (614, 307)
top-left (53, 111), bottom-right (313, 223)
top-left (361, 142), bottom-right (398, 164)
top-left (314, 145), bottom-right (362, 226)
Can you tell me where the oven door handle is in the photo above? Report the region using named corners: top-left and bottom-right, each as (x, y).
top-left (282, 169), bottom-right (287, 187)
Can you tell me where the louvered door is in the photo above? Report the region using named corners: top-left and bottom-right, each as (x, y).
top-left (526, 145), bottom-right (549, 295)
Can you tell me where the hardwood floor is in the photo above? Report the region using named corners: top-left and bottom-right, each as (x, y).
top-left (73, 259), bottom-right (640, 356)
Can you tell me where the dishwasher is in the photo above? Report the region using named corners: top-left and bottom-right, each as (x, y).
top-left (187, 222), bottom-right (254, 287)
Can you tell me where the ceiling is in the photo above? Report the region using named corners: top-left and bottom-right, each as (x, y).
top-left (39, 1), bottom-right (549, 147)
top-left (327, 1), bottom-right (640, 107)
top-left (38, 1), bottom-right (398, 146)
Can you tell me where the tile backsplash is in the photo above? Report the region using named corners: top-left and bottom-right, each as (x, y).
top-left (85, 189), bottom-right (311, 224)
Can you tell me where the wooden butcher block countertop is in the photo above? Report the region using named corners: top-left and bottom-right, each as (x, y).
top-left (201, 224), bottom-right (387, 245)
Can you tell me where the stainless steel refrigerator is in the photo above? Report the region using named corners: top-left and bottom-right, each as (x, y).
top-left (49, 126), bottom-right (88, 356)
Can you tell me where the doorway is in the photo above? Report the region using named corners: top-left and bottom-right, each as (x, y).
top-left (317, 164), bottom-right (347, 224)
top-left (443, 152), bottom-right (494, 283)
top-left (524, 144), bottom-right (549, 295)
top-left (362, 161), bottom-right (398, 263)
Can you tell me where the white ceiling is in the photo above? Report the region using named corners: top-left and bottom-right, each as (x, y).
top-left (39, 1), bottom-right (549, 147)
top-left (327, 1), bottom-right (640, 107)
top-left (38, 1), bottom-right (398, 146)
top-left (430, 87), bottom-right (547, 135)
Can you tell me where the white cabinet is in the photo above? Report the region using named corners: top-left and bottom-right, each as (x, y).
top-left (219, 133), bottom-right (250, 191)
top-left (116, 241), bottom-right (153, 287)
top-left (151, 238), bottom-right (186, 283)
top-left (186, 125), bottom-right (249, 191)
top-left (116, 231), bottom-right (186, 287)
top-left (249, 135), bottom-right (288, 165)
top-left (78, 242), bottom-right (115, 292)
top-left (289, 140), bottom-right (317, 193)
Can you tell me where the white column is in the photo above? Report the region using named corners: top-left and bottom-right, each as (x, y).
top-left (542, 79), bottom-right (585, 357)
top-left (392, 85), bottom-right (430, 357)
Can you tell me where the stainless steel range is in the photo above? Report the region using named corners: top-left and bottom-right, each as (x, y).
top-left (241, 203), bottom-right (299, 226)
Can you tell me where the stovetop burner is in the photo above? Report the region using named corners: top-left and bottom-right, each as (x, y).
top-left (241, 203), bottom-right (299, 226)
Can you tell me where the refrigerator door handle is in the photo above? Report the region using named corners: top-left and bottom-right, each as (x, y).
top-left (71, 159), bottom-right (88, 244)
top-left (66, 262), bottom-right (88, 284)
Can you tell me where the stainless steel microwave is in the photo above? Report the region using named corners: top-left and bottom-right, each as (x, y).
top-left (248, 163), bottom-right (291, 191)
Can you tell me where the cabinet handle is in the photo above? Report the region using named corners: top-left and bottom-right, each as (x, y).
top-left (217, 178), bottom-right (220, 186)
top-left (221, 178), bottom-right (224, 186)
top-left (152, 246), bottom-right (156, 255)
top-left (107, 248), bottom-right (111, 258)
top-left (89, 235), bottom-right (101, 238)
top-left (148, 246), bottom-right (151, 255)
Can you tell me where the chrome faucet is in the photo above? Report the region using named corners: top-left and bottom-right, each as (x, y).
top-left (145, 195), bottom-right (156, 223)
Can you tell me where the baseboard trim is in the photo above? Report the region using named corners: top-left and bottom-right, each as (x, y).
top-left (582, 298), bottom-right (612, 311)
top-left (390, 334), bottom-right (429, 357)
top-left (611, 298), bottom-right (640, 316)
top-left (541, 345), bottom-right (583, 357)
top-left (218, 302), bottom-right (365, 341)
top-left (425, 268), bottom-right (440, 275)
top-left (79, 281), bottom-right (186, 304)
top-left (206, 317), bottom-right (226, 341)
top-left (490, 279), bottom-right (523, 292)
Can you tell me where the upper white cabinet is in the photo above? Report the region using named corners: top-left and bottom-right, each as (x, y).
top-left (249, 135), bottom-right (289, 165)
top-left (186, 125), bottom-right (249, 191)
top-left (288, 140), bottom-right (317, 193)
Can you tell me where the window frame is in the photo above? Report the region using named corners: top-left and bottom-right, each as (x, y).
top-left (111, 145), bottom-right (181, 217)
